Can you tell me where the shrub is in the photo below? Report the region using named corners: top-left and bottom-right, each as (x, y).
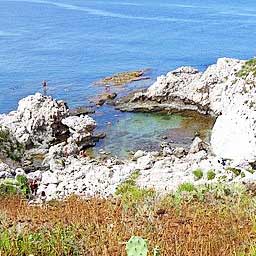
top-left (192, 169), bottom-right (204, 181)
top-left (227, 167), bottom-right (242, 177)
top-left (0, 175), bottom-right (30, 197)
top-left (177, 182), bottom-right (196, 193)
top-left (116, 171), bottom-right (155, 208)
top-left (237, 58), bottom-right (256, 78)
top-left (0, 126), bottom-right (25, 161)
top-left (207, 170), bottom-right (216, 180)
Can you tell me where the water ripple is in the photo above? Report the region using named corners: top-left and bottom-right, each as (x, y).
top-left (6, 0), bottom-right (202, 23)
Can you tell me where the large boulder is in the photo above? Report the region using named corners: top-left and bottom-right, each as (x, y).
top-left (211, 76), bottom-right (256, 161)
top-left (0, 93), bottom-right (68, 147)
top-left (62, 115), bottom-right (96, 149)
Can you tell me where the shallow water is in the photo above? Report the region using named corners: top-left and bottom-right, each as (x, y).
top-left (93, 110), bottom-right (214, 158)
top-left (0, 0), bottom-right (254, 156)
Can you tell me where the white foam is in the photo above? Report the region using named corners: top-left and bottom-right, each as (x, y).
top-left (0, 30), bottom-right (20, 37)
top-left (6, 0), bottom-right (202, 23)
top-left (219, 11), bottom-right (256, 17)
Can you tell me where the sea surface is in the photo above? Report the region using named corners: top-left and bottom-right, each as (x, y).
top-left (0, 0), bottom-right (255, 156)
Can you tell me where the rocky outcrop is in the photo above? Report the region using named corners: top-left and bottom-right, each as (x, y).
top-left (0, 93), bottom-right (69, 147)
top-left (116, 58), bottom-right (244, 114)
top-left (116, 58), bottom-right (256, 162)
top-left (27, 139), bottom-right (255, 201)
top-left (0, 93), bottom-right (97, 151)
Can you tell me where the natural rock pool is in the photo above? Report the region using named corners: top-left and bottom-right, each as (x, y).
top-left (91, 107), bottom-right (214, 158)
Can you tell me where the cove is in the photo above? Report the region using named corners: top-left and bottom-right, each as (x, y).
top-left (91, 108), bottom-right (214, 158)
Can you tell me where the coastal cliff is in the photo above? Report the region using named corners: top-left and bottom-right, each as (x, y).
top-left (0, 58), bottom-right (255, 201)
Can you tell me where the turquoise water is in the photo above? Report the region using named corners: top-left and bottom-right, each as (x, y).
top-left (0, 0), bottom-right (254, 156)
top-left (93, 111), bottom-right (214, 157)
top-left (95, 112), bottom-right (184, 156)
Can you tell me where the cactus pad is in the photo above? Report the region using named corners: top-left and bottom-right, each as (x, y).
top-left (126, 236), bottom-right (148, 256)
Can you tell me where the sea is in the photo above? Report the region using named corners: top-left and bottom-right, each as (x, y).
top-left (0, 0), bottom-right (255, 156)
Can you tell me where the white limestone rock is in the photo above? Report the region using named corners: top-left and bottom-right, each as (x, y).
top-left (62, 115), bottom-right (96, 149)
top-left (0, 93), bottom-right (68, 147)
top-left (41, 171), bottom-right (59, 185)
top-left (133, 150), bottom-right (145, 160)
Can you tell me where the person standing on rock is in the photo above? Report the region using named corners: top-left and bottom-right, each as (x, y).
top-left (42, 80), bottom-right (48, 95)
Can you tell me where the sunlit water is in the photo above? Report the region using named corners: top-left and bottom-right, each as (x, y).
top-left (0, 0), bottom-right (255, 156)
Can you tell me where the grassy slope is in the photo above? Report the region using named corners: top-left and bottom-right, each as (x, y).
top-left (1, 182), bottom-right (256, 255)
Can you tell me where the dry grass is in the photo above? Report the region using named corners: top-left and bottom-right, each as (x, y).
top-left (0, 194), bottom-right (255, 256)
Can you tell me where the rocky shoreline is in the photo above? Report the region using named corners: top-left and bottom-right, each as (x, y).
top-left (0, 57), bottom-right (255, 201)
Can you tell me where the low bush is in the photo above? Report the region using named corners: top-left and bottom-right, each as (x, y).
top-left (0, 175), bottom-right (30, 197)
top-left (116, 170), bottom-right (155, 208)
top-left (237, 58), bottom-right (256, 78)
top-left (207, 170), bottom-right (216, 180)
top-left (192, 168), bottom-right (204, 180)
top-left (0, 126), bottom-right (24, 161)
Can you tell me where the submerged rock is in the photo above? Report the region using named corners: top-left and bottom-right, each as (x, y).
top-left (95, 69), bottom-right (150, 87)
top-left (69, 106), bottom-right (95, 116)
top-left (91, 92), bottom-right (117, 106)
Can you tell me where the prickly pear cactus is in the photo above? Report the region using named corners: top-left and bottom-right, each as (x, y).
top-left (126, 236), bottom-right (148, 256)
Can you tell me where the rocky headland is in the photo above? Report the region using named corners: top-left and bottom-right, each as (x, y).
top-left (0, 58), bottom-right (255, 201)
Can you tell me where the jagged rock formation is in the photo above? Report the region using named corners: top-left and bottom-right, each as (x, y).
top-left (0, 93), bottom-right (69, 147)
top-left (0, 93), bottom-right (97, 151)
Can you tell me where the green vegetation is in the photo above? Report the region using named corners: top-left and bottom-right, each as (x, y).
top-left (192, 168), bottom-right (204, 180)
top-left (207, 170), bottom-right (216, 180)
top-left (116, 170), bottom-right (155, 208)
top-left (125, 236), bottom-right (160, 256)
top-left (0, 226), bottom-right (80, 256)
top-left (237, 58), bottom-right (256, 78)
top-left (0, 181), bottom-right (256, 255)
top-left (0, 175), bottom-right (30, 197)
top-left (0, 126), bottom-right (24, 161)
top-left (174, 182), bottom-right (248, 204)
top-left (227, 167), bottom-right (242, 177)
top-left (126, 236), bottom-right (148, 256)
top-left (177, 182), bottom-right (196, 193)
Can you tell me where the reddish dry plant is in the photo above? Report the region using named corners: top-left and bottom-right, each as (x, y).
top-left (0, 196), bottom-right (254, 256)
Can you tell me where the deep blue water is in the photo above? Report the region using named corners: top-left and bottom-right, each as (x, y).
top-left (0, 0), bottom-right (255, 156)
top-left (0, 0), bottom-right (256, 113)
